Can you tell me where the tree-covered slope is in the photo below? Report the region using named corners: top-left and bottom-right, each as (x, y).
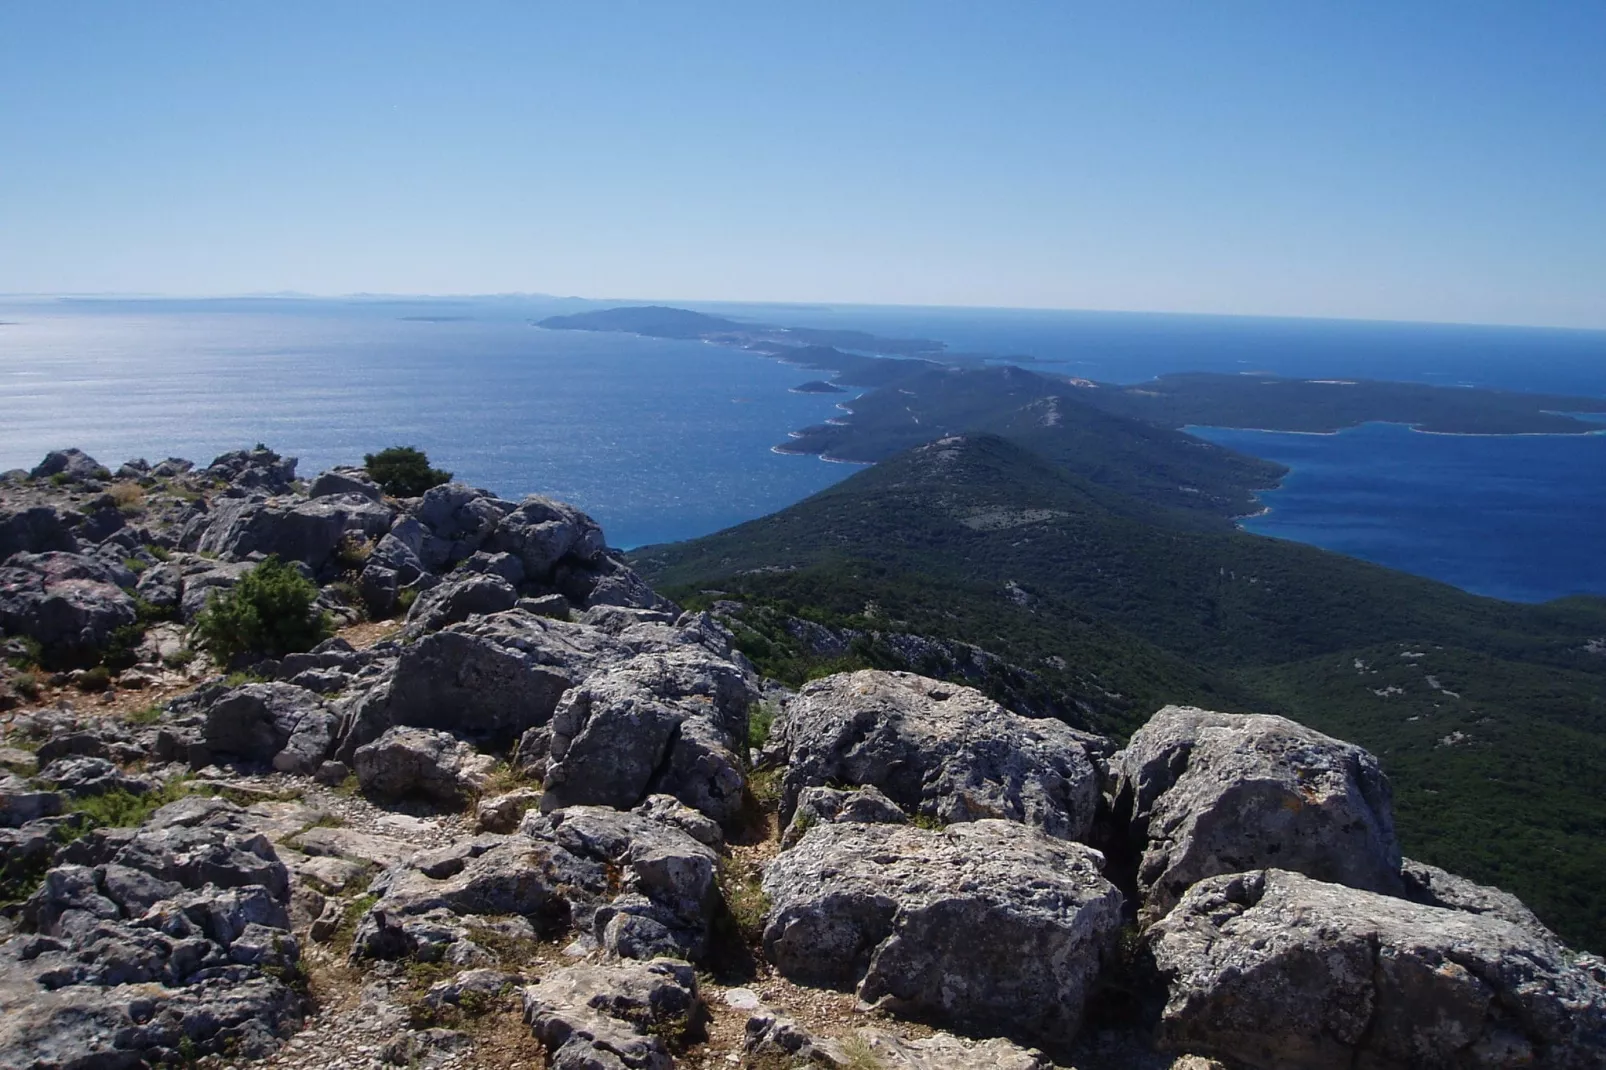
top-left (631, 433), bottom-right (1606, 950)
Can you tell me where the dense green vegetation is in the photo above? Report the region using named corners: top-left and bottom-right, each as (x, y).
top-left (364, 445), bottom-right (453, 498)
top-left (193, 556), bottom-right (331, 663)
top-left (1075, 371), bottom-right (1606, 435)
top-left (633, 433), bottom-right (1606, 951)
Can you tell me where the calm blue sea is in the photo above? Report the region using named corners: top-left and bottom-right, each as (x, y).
top-left (2, 297), bottom-right (1603, 602)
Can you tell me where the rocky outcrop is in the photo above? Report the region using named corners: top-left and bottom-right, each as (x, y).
top-left (0, 551), bottom-right (137, 667)
top-left (1114, 705), bottom-right (1402, 920)
top-left (780, 784), bottom-right (907, 847)
top-left (198, 681), bottom-right (337, 773)
top-left (762, 819), bottom-right (1122, 1050)
top-left (745, 1014), bottom-right (1051, 1069)
top-left (521, 958), bottom-right (701, 1070)
top-left (1148, 868), bottom-right (1606, 1070)
top-left (353, 726), bottom-right (496, 806)
top-left (29, 448), bottom-right (108, 484)
top-left (0, 504), bottom-right (82, 562)
top-left (541, 649), bottom-right (756, 825)
top-left (776, 670), bottom-right (1104, 840)
top-left (0, 796), bottom-right (304, 1067)
top-left (205, 446), bottom-right (297, 492)
top-left (353, 805), bottom-right (721, 966)
top-left (195, 492), bottom-right (395, 572)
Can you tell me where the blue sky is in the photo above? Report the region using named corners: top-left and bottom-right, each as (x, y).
top-left (2, 3), bottom-right (1603, 327)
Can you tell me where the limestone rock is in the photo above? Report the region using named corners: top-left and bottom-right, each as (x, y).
top-left (781, 784), bottom-right (907, 847)
top-left (1148, 868), bottom-right (1606, 1070)
top-left (403, 569), bottom-right (519, 633)
top-left (1114, 705), bottom-right (1403, 920)
top-left (778, 670), bottom-right (1102, 841)
top-left (29, 448), bottom-right (107, 483)
top-left (204, 446), bottom-right (297, 491)
top-left (0, 551), bottom-right (138, 667)
top-left (199, 681), bottom-right (336, 773)
top-left (309, 467), bottom-right (383, 501)
top-left (541, 649), bottom-right (755, 825)
top-left (1399, 856), bottom-right (1553, 941)
top-left (762, 819), bottom-right (1122, 1050)
top-left (354, 726), bottom-right (496, 807)
top-left (521, 958), bottom-right (700, 1070)
top-left (196, 492), bottom-right (393, 571)
top-left (0, 504), bottom-right (82, 562)
top-left (488, 494), bottom-right (606, 579)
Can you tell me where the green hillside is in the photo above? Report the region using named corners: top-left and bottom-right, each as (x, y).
top-left (632, 433), bottom-right (1606, 951)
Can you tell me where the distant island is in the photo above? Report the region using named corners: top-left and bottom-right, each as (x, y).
top-left (790, 380), bottom-right (846, 394)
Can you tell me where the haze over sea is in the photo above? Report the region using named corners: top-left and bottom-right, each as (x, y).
top-left (2, 297), bottom-right (1602, 603)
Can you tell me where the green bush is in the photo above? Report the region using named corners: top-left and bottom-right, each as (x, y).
top-left (363, 446), bottom-right (452, 498)
top-left (193, 556), bottom-right (331, 663)
top-left (75, 666), bottom-right (111, 692)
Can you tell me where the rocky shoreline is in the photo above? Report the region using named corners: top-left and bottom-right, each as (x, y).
top-left (2, 446), bottom-right (1603, 1069)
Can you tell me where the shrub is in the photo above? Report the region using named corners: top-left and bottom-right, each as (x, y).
top-left (193, 556), bottom-right (332, 663)
top-left (334, 533), bottom-right (373, 570)
top-left (109, 481), bottom-right (145, 508)
top-left (363, 446), bottom-right (452, 498)
top-left (747, 700), bottom-right (777, 752)
top-left (13, 671), bottom-right (40, 699)
top-left (75, 666), bottom-right (112, 692)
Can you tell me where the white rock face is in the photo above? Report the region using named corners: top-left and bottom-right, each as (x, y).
top-left (777, 669), bottom-right (1105, 840)
top-left (1148, 868), bottom-right (1606, 1070)
top-left (762, 818), bottom-right (1123, 1050)
top-left (1114, 704), bottom-right (1402, 919)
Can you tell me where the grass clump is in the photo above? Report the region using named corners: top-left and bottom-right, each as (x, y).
top-left (12, 671), bottom-right (40, 700)
top-left (6, 637), bottom-right (43, 671)
top-left (127, 703), bottom-right (165, 725)
top-left (193, 556), bottom-right (331, 663)
top-left (333, 533), bottom-right (374, 570)
top-left (70, 777), bottom-right (196, 829)
top-left (75, 666), bottom-right (112, 692)
top-left (747, 700), bottom-right (777, 753)
top-left (364, 446), bottom-right (452, 498)
top-left (717, 856), bottom-right (771, 944)
top-left (109, 481), bottom-right (145, 510)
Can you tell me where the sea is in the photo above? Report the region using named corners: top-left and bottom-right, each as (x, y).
top-left (2, 296), bottom-right (1603, 603)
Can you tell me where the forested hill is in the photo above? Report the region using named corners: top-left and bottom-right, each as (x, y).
top-left (630, 433), bottom-right (1606, 952)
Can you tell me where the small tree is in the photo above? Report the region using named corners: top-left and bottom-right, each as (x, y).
top-left (193, 556), bottom-right (331, 663)
top-left (363, 446), bottom-right (452, 498)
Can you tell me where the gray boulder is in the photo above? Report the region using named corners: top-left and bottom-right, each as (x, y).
top-left (0, 773), bottom-right (65, 827)
top-left (415, 483), bottom-right (508, 570)
top-left (746, 1016), bottom-right (1051, 1069)
top-left (199, 682), bottom-right (337, 773)
top-left (0, 551), bottom-right (137, 666)
top-left (778, 670), bottom-right (1102, 841)
top-left (309, 467), bottom-right (382, 501)
top-left (521, 958), bottom-right (700, 1070)
top-left (29, 448), bottom-right (107, 483)
top-left (353, 726), bottom-right (496, 807)
top-left (343, 611), bottom-right (629, 752)
top-left (762, 819), bottom-right (1122, 1050)
top-left (488, 494), bottom-right (606, 579)
top-left (541, 649), bottom-right (755, 825)
top-left (205, 446), bottom-right (297, 491)
top-left (555, 555), bottom-right (666, 611)
top-left (1148, 868), bottom-right (1606, 1070)
top-left (36, 756), bottom-right (153, 798)
top-left (781, 784), bottom-right (907, 847)
top-left (0, 796), bottom-right (303, 1066)
top-left (1114, 705), bottom-right (1403, 920)
top-left (403, 570), bottom-right (519, 633)
top-left (0, 504), bottom-right (81, 562)
top-left (1399, 856), bottom-right (1554, 941)
top-left (196, 493), bottom-right (393, 571)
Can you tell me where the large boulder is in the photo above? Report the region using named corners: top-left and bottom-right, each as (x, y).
top-left (204, 446), bottom-right (297, 492)
top-left (762, 819), bottom-right (1122, 1050)
top-left (403, 569), bottom-right (519, 633)
top-left (195, 493), bottom-right (393, 571)
top-left (29, 448), bottom-right (107, 483)
top-left (541, 649), bottom-right (756, 825)
top-left (777, 670), bottom-right (1103, 841)
top-left (0, 551), bottom-right (137, 667)
top-left (341, 611), bottom-right (628, 752)
top-left (199, 682), bottom-right (337, 773)
top-left (488, 494), bottom-right (606, 579)
top-left (414, 483), bottom-right (509, 570)
top-left (521, 959), bottom-right (700, 1070)
top-left (0, 505), bottom-right (81, 562)
top-left (1148, 868), bottom-right (1606, 1070)
top-left (308, 467), bottom-right (382, 501)
top-left (1113, 705), bottom-right (1402, 920)
top-left (353, 726), bottom-right (496, 807)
